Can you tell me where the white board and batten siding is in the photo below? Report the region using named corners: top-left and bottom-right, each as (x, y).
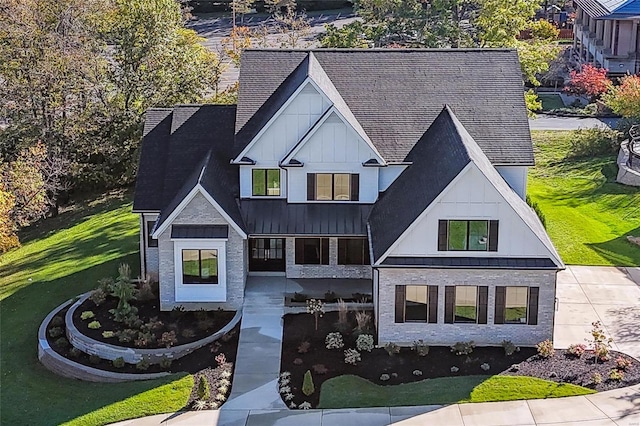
top-left (287, 112), bottom-right (380, 203)
top-left (389, 165), bottom-right (553, 259)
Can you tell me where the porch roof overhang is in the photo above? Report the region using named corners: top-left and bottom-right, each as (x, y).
top-left (171, 224), bottom-right (229, 239)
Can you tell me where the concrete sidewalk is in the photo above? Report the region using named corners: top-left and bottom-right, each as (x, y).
top-left (111, 383), bottom-right (640, 425)
top-left (529, 115), bottom-right (619, 131)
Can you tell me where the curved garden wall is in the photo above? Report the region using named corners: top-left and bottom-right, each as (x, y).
top-left (617, 141), bottom-right (640, 187)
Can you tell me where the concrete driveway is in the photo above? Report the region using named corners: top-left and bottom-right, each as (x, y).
top-left (555, 266), bottom-right (640, 359)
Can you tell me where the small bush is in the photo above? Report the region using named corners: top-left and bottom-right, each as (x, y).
top-left (48, 327), bottom-right (64, 338)
top-left (609, 369), bottom-right (624, 381)
top-left (116, 328), bottom-right (138, 343)
top-left (193, 400), bottom-right (209, 411)
top-left (89, 354), bottom-right (101, 364)
top-left (380, 373), bottom-right (390, 381)
top-left (615, 356), bottom-right (632, 370)
top-left (197, 376), bottom-right (210, 400)
top-left (413, 369), bottom-right (423, 376)
top-left (344, 348), bottom-right (361, 365)
top-left (54, 337), bottom-right (69, 348)
top-left (312, 364), bottom-right (328, 375)
top-left (87, 321), bottom-right (101, 329)
top-left (136, 357), bottom-right (150, 371)
top-left (450, 366), bottom-right (459, 373)
top-left (302, 370), bottom-right (315, 396)
top-left (68, 347), bottom-right (81, 358)
top-left (102, 331), bottom-right (115, 338)
top-left (112, 357), bottom-right (125, 368)
top-left (159, 357), bottom-right (173, 369)
top-left (160, 331), bottom-right (178, 348)
top-left (292, 292), bottom-right (308, 303)
top-left (568, 128), bottom-right (620, 158)
top-left (299, 401), bottom-right (312, 410)
top-left (293, 358), bottom-right (303, 365)
top-left (214, 353), bottom-right (226, 366)
top-left (181, 328), bottom-right (196, 339)
top-left (50, 316), bottom-right (64, 327)
top-left (356, 334), bottom-right (374, 352)
top-left (480, 363), bottom-right (490, 371)
top-left (134, 331), bottom-right (154, 348)
top-left (526, 196), bottom-right (547, 229)
top-left (536, 339), bottom-right (555, 358)
top-left (567, 343), bottom-right (587, 358)
top-left (137, 278), bottom-right (157, 302)
top-left (89, 288), bottom-right (107, 306)
top-left (325, 332), bottom-right (344, 349)
top-left (81, 311), bottom-right (95, 321)
top-left (384, 342), bottom-right (400, 357)
top-left (123, 313), bottom-right (143, 329)
top-left (501, 340), bottom-right (518, 356)
top-left (451, 341), bottom-right (475, 356)
top-left (412, 340), bottom-right (429, 357)
top-left (297, 341), bottom-right (311, 354)
top-left (592, 372), bottom-right (603, 384)
top-left (324, 291), bottom-right (337, 303)
top-left (354, 311), bottom-right (372, 333)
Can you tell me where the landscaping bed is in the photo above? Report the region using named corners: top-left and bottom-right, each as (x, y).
top-left (280, 312), bottom-right (640, 408)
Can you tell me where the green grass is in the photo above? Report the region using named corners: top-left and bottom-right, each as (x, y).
top-left (529, 131), bottom-right (640, 266)
top-left (318, 375), bottom-right (595, 408)
top-left (0, 192), bottom-right (193, 426)
top-left (537, 93), bottom-right (566, 111)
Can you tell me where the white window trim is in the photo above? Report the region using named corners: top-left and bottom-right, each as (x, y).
top-left (174, 239), bottom-right (227, 302)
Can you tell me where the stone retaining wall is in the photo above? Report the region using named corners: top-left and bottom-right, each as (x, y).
top-left (38, 298), bottom-right (170, 383)
top-left (66, 292), bottom-right (242, 364)
top-left (617, 141), bottom-right (640, 187)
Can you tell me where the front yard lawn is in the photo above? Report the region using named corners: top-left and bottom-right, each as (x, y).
top-left (528, 131), bottom-right (640, 266)
top-left (318, 375), bottom-right (595, 408)
top-left (0, 192), bottom-right (193, 425)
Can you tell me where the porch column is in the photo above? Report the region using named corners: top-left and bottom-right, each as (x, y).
top-left (630, 20), bottom-right (638, 55)
top-left (596, 20), bottom-right (604, 41)
top-left (604, 20), bottom-right (612, 49)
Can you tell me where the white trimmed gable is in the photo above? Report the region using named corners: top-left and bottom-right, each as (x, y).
top-left (387, 164), bottom-right (562, 265)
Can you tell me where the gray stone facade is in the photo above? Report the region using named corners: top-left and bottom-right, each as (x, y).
top-left (285, 237), bottom-right (372, 279)
top-left (158, 192), bottom-right (247, 311)
top-left (377, 268), bottom-right (557, 347)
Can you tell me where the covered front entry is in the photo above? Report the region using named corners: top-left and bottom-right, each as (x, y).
top-left (249, 238), bottom-right (285, 272)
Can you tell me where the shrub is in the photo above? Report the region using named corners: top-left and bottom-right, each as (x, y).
top-left (609, 369), bottom-right (624, 381)
top-left (116, 328), bottom-right (137, 343)
top-left (297, 341), bottom-right (311, 354)
top-left (123, 313), bottom-right (142, 329)
top-left (536, 339), bottom-right (555, 358)
top-left (89, 288), bottom-right (107, 306)
top-left (293, 358), bottom-right (303, 365)
top-left (68, 347), bottom-right (81, 358)
top-left (451, 341), bottom-right (475, 356)
top-left (312, 364), bottom-right (328, 375)
top-left (615, 356), bottom-right (632, 370)
top-left (299, 402), bottom-right (312, 410)
top-left (525, 196), bottom-right (547, 229)
top-left (592, 372), bottom-right (603, 384)
top-left (80, 311), bottom-right (95, 320)
top-left (109, 264), bottom-right (138, 322)
top-left (568, 128), bottom-right (620, 159)
top-left (137, 277), bottom-right (158, 302)
top-left (134, 331), bottom-right (154, 348)
top-left (292, 292), bottom-right (308, 303)
top-left (102, 331), bottom-right (115, 338)
top-left (587, 320), bottom-right (613, 363)
top-left (412, 340), bottom-right (429, 357)
top-left (384, 342), bottom-right (400, 357)
top-left (50, 316), bottom-right (64, 327)
top-left (325, 332), bottom-right (344, 349)
top-left (413, 369), bottom-right (423, 376)
top-left (193, 400), bottom-right (209, 411)
top-left (480, 363), bottom-right (490, 371)
top-left (54, 337), bottom-right (69, 348)
top-left (87, 321), bottom-right (101, 329)
top-left (324, 290), bottom-right (337, 303)
top-left (302, 370), bottom-right (315, 396)
top-left (48, 327), bottom-right (64, 338)
top-left (344, 348), bottom-right (361, 365)
top-left (197, 376), bottom-right (210, 400)
top-left (160, 331), bottom-right (178, 348)
top-left (136, 357), bottom-right (150, 371)
top-left (159, 357), bottom-right (173, 369)
top-left (143, 316), bottom-right (164, 331)
top-left (306, 299), bottom-right (324, 331)
top-left (356, 334), bottom-right (374, 352)
top-left (450, 366), bottom-right (459, 373)
top-left (567, 343), bottom-right (587, 358)
top-left (181, 328), bottom-right (196, 339)
top-left (112, 357), bottom-right (125, 368)
top-left (354, 311), bottom-right (372, 333)
top-left (500, 340), bottom-right (516, 356)
top-left (379, 373), bottom-right (390, 381)
top-left (89, 354), bottom-right (101, 364)
top-left (214, 353), bottom-right (226, 366)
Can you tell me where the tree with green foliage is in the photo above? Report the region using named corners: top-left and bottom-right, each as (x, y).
top-left (232, 0), bottom-right (254, 27)
top-left (602, 74), bottom-right (640, 119)
top-left (302, 370), bottom-right (315, 396)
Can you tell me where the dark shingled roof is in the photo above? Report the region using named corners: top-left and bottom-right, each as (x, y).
top-left (171, 225), bottom-right (229, 239)
top-left (368, 106), bottom-right (562, 268)
top-left (381, 257), bottom-right (558, 269)
top-left (240, 199), bottom-right (372, 235)
top-left (237, 49), bottom-right (533, 165)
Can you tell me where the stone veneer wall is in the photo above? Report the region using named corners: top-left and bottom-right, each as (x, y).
top-left (377, 268), bottom-right (557, 346)
top-left (158, 192), bottom-right (246, 311)
top-left (285, 237), bottom-right (372, 279)
top-left (617, 141), bottom-right (640, 187)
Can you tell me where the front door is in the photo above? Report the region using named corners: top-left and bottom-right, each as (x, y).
top-left (249, 238), bottom-right (285, 272)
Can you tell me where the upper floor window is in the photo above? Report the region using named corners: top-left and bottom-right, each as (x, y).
top-left (252, 169), bottom-right (281, 196)
top-left (337, 238), bottom-right (370, 265)
top-left (438, 220), bottom-right (498, 251)
top-left (307, 173), bottom-right (359, 201)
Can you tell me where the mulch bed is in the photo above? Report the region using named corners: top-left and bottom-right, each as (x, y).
top-left (73, 295), bottom-right (235, 349)
top-left (281, 312), bottom-right (640, 408)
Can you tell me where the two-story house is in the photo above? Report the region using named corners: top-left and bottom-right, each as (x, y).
top-left (573, 0), bottom-right (640, 74)
top-left (133, 49), bottom-right (564, 346)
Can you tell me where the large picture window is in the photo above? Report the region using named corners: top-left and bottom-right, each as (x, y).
top-left (182, 249), bottom-right (218, 284)
top-left (294, 238), bottom-right (329, 265)
top-left (438, 220), bottom-right (499, 251)
top-left (337, 238), bottom-right (370, 265)
top-left (307, 173), bottom-right (359, 201)
top-left (252, 169), bottom-right (281, 196)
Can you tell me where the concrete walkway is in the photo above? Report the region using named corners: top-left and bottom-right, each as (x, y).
top-left (529, 115), bottom-right (619, 131)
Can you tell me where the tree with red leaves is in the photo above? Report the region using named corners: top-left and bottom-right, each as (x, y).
top-left (565, 64), bottom-right (611, 100)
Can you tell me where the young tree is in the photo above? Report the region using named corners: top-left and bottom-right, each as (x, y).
top-left (565, 64), bottom-right (611, 100)
top-left (602, 74), bottom-right (640, 119)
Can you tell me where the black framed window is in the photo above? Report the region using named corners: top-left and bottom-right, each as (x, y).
top-left (495, 286), bottom-right (539, 325)
top-left (337, 238), bottom-right (370, 265)
top-left (182, 249), bottom-right (218, 284)
top-left (307, 173), bottom-right (359, 201)
top-left (294, 238), bottom-right (329, 265)
top-left (438, 220), bottom-right (498, 251)
top-left (147, 221), bottom-right (158, 248)
top-left (394, 285), bottom-right (438, 324)
top-left (454, 286), bottom-right (478, 323)
top-left (252, 169), bottom-right (280, 196)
